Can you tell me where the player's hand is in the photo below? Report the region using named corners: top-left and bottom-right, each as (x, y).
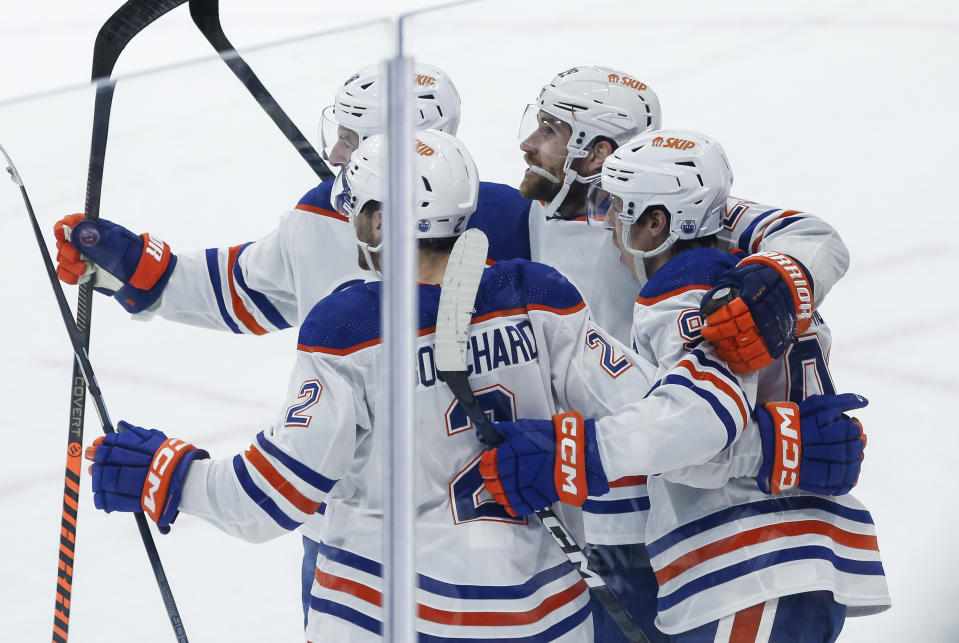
top-left (700, 251), bottom-right (813, 373)
top-left (755, 393), bottom-right (867, 496)
top-left (54, 213), bottom-right (177, 313)
top-left (85, 421), bottom-right (208, 533)
top-left (479, 412), bottom-right (609, 517)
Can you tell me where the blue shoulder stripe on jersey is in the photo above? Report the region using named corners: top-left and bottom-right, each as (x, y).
top-left (582, 495), bottom-right (651, 515)
top-left (205, 248), bottom-right (242, 334)
top-left (657, 545), bottom-right (885, 612)
top-left (467, 182), bottom-right (532, 262)
top-left (311, 598), bottom-right (381, 635)
top-left (736, 208), bottom-right (780, 252)
top-left (232, 243), bottom-right (292, 330)
top-left (639, 248), bottom-right (738, 300)
top-left (255, 432), bottom-right (336, 493)
top-left (297, 179), bottom-right (335, 210)
top-left (298, 259), bottom-right (583, 353)
top-left (764, 215), bottom-right (803, 238)
top-left (317, 541), bottom-right (575, 600)
top-left (232, 455), bottom-right (301, 530)
top-left (646, 496), bottom-right (876, 558)
top-left (310, 598), bottom-right (592, 642)
top-left (658, 373), bottom-right (738, 449)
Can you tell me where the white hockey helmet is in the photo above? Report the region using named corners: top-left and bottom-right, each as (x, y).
top-left (519, 65), bottom-right (662, 216)
top-left (320, 63), bottom-right (462, 165)
top-left (586, 129), bottom-right (733, 282)
top-left (332, 129), bottom-right (479, 269)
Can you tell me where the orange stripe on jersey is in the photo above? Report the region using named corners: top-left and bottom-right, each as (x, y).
top-left (317, 569), bottom-right (383, 606)
top-left (245, 445), bottom-right (322, 514)
top-left (472, 307), bottom-right (528, 325)
top-left (730, 601), bottom-right (765, 641)
top-left (316, 569), bottom-right (589, 626)
top-left (226, 244), bottom-right (268, 335)
top-left (417, 581), bottom-right (587, 626)
top-left (675, 359), bottom-right (748, 428)
top-left (527, 300), bottom-right (586, 316)
top-left (750, 210), bottom-right (801, 253)
top-left (295, 202), bottom-right (350, 222)
top-left (654, 519), bottom-right (880, 584)
top-left (298, 337), bottom-right (382, 356)
top-left (609, 475), bottom-right (647, 488)
top-left (636, 284), bottom-right (710, 306)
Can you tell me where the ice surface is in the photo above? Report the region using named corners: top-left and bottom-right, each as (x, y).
top-left (1, 1), bottom-right (957, 640)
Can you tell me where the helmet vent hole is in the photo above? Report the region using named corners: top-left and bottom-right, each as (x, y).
top-left (360, 82), bottom-right (374, 90)
top-left (422, 176), bottom-right (433, 192)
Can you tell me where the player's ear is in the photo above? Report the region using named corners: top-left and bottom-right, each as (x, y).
top-left (583, 139), bottom-right (614, 174)
top-left (650, 208), bottom-right (669, 240)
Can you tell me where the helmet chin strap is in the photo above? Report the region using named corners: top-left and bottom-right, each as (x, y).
top-left (528, 165), bottom-right (561, 183)
top-left (357, 238), bottom-right (383, 277)
top-left (621, 222), bottom-right (678, 287)
top-left (543, 144), bottom-right (594, 220)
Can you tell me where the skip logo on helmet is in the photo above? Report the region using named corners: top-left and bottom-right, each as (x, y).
top-left (652, 136), bottom-right (696, 150)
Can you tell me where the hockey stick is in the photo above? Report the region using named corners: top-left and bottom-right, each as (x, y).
top-left (51, 2), bottom-right (190, 642)
top-left (188, 0), bottom-right (335, 181)
top-left (2, 145), bottom-right (189, 643)
top-left (435, 229), bottom-right (650, 643)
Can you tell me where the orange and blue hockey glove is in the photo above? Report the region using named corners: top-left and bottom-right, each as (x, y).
top-left (755, 393), bottom-right (867, 496)
top-left (479, 412), bottom-right (609, 517)
top-left (700, 251), bottom-right (813, 373)
top-left (85, 422), bottom-right (208, 533)
top-left (54, 213), bottom-right (177, 313)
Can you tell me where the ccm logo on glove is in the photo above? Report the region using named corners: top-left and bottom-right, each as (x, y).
top-left (554, 412), bottom-right (587, 506)
top-left (765, 401), bottom-right (801, 493)
top-left (142, 438), bottom-right (198, 523)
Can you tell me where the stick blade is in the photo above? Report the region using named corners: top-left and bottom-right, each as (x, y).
top-left (0, 144), bottom-right (23, 186)
top-left (435, 229), bottom-right (489, 373)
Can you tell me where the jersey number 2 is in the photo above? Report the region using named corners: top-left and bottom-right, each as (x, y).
top-left (285, 380), bottom-right (323, 428)
top-left (447, 386), bottom-right (526, 525)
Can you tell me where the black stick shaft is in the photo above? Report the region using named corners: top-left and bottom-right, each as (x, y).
top-left (3, 148), bottom-right (189, 643)
top-left (189, 0), bottom-right (334, 181)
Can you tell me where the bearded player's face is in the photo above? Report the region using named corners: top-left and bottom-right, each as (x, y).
top-left (518, 110), bottom-right (571, 201)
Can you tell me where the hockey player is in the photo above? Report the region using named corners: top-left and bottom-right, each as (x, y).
top-left (52, 62), bottom-right (530, 624)
top-left (515, 66), bottom-right (860, 641)
top-left (482, 129), bottom-right (890, 641)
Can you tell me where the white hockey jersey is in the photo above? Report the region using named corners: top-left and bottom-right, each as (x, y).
top-left (529, 197), bottom-right (852, 546)
top-left (142, 180), bottom-right (532, 334)
top-left (178, 258), bottom-right (767, 641)
top-left (629, 247), bottom-right (890, 635)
